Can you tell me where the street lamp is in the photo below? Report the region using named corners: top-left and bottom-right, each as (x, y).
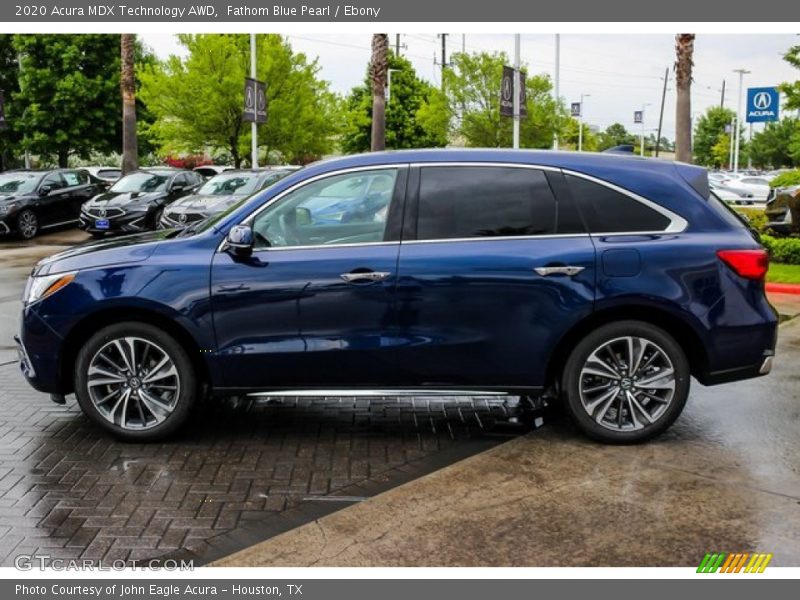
top-left (578, 93), bottom-right (590, 152)
top-left (733, 68), bottom-right (751, 173)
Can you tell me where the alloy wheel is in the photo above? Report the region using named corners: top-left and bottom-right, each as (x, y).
top-left (18, 211), bottom-right (38, 239)
top-left (86, 336), bottom-right (181, 431)
top-left (578, 336), bottom-right (676, 432)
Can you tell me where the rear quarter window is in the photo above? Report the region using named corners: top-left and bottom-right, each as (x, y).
top-left (565, 175), bottom-right (671, 233)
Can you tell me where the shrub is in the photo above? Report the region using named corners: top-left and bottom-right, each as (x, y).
top-left (770, 170), bottom-right (800, 188)
top-left (760, 234), bottom-right (800, 265)
top-left (735, 207), bottom-right (768, 232)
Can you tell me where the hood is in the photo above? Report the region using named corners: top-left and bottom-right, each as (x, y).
top-left (33, 230), bottom-right (172, 276)
top-left (88, 190), bottom-right (165, 208)
top-left (0, 193), bottom-right (25, 203)
top-left (166, 193), bottom-right (240, 214)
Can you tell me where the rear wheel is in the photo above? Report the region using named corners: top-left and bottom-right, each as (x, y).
top-left (74, 322), bottom-right (197, 441)
top-left (561, 320), bottom-right (690, 443)
top-left (16, 209), bottom-right (39, 240)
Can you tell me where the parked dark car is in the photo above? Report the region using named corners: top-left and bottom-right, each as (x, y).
top-left (765, 185), bottom-right (800, 235)
top-left (17, 150), bottom-right (777, 444)
top-left (159, 168), bottom-right (296, 230)
top-left (78, 168), bottom-right (203, 237)
top-left (0, 169), bottom-right (103, 239)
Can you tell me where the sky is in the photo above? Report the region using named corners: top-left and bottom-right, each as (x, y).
top-left (139, 33), bottom-right (800, 142)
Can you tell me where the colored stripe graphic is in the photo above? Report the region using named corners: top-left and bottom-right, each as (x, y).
top-left (697, 552), bottom-right (772, 573)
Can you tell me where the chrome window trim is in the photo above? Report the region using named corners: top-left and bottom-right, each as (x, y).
top-left (264, 240), bottom-right (401, 252)
top-left (217, 161), bottom-right (687, 253)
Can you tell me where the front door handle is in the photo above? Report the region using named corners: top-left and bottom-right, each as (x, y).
top-left (340, 271), bottom-right (392, 283)
top-left (534, 266), bottom-right (585, 277)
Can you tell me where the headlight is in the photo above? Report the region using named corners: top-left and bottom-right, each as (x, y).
top-left (24, 271), bottom-right (77, 305)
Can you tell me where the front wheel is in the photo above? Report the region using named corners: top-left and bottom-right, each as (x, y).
top-left (74, 322), bottom-right (197, 441)
top-left (16, 209), bottom-right (39, 240)
top-left (561, 320), bottom-right (690, 444)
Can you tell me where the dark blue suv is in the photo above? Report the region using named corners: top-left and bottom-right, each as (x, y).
top-left (16, 150), bottom-right (777, 443)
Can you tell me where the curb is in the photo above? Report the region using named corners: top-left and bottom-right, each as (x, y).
top-left (766, 282), bottom-right (800, 295)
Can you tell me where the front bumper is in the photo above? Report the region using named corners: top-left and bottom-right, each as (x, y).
top-left (0, 217), bottom-right (13, 235)
top-left (16, 308), bottom-right (66, 394)
top-left (78, 209), bottom-right (150, 234)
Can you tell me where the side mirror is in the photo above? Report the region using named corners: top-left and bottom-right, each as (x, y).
top-left (226, 224), bottom-right (255, 257)
top-left (295, 207), bottom-right (312, 226)
top-left (39, 185), bottom-right (53, 196)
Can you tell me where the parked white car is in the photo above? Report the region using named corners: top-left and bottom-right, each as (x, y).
top-left (710, 181), bottom-right (756, 205)
top-left (724, 175), bottom-right (771, 203)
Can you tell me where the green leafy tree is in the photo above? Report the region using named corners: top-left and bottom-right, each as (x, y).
top-left (693, 106), bottom-right (745, 167)
top-left (140, 34), bottom-right (340, 167)
top-left (443, 51), bottom-right (565, 148)
top-left (597, 123), bottom-right (636, 150)
top-left (749, 118), bottom-right (800, 168)
top-left (560, 117), bottom-right (599, 151)
top-left (780, 44), bottom-right (800, 111)
top-left (0, 35), bottom-right (21, 170)
top-left (342, 52), bottom-right (449, 153)
top-left (13, 34), bottom-right (122, 167)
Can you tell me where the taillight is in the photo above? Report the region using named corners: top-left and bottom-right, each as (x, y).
top-left (717, 249), bottom-right (769, 280)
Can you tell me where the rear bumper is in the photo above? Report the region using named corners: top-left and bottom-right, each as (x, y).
top-left (699, 348), bottom-right (775, 385)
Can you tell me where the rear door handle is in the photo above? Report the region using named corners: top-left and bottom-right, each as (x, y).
top-left (340, 271), bottom-right (392, 283)
top-left (534, 266), bottom-right (585, 277)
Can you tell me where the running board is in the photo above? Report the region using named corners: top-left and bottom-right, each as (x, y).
top-left (247, 388), bottom-right (509, 398)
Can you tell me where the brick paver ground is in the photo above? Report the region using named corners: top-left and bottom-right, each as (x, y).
top-left (0, 363), bottom-right (533, 566)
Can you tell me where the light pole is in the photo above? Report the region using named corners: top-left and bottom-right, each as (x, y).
top-left (553, 34), bottom-right (560, 150)
top-left (578, 93), bottom-right (590, 152)
top-left (250, 33), bottom-right (258, 169)
top-left (640, 103), bottom-right (651, 157)
top-left (513, 34), bottom-right (521, 150)
top-left (733, 68), bottom-right (750, 173)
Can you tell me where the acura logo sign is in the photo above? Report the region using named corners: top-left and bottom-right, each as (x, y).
top-left (99, 209), bottom-right (106, 217)
top-left (179, 214), bottom-right (187, 223)
top-left (753, 92), bottom-right (772, 110)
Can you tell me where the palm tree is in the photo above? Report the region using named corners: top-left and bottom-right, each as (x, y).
top-left (674, 34), bottom-right (695, 163)
top-left (370, 34), bottom-right (389, 151)
top-left (120, 34), bottom-right (138, 174)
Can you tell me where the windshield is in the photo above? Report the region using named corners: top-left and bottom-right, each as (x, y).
top-left (197, 172), bottom-right (261, 197)
top-left (109, 172), bottom-right (170, 193)
top-left (0, 172), bottom-right (40, 195)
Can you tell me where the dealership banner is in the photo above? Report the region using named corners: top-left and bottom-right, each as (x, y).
top-left (3, 579), bottom-right (798, 600)
top-left (3, 0), bottom-right (799, 21)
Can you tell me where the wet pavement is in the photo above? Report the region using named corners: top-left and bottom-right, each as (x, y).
top-left (215, 317), bottom-right (800, 567)
top-left (1, 228), bottom-right (799, 567)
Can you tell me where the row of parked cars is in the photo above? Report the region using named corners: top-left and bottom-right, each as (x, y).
top-left (0, 165), bottom-right (298, 240)
top-left (708, 171), bottom-right (773, 205)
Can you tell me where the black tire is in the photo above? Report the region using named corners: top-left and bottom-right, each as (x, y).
top-left (74, 322), bottom-right (197, 441)
top-left (560, 320), bottom-right (690, 444)
top-left (16, 209), bottom-right (39, 240)
top-left (149, 207), bottom-right (164, 230)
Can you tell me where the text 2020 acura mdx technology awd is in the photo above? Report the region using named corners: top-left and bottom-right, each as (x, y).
top-left (16, 150), bottom-right (777, 443)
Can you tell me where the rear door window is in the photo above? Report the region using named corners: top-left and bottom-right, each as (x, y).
top-left (565, 175), bottom-right (671, 233)
top-left (416, 166), bottom-right (556, 240)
